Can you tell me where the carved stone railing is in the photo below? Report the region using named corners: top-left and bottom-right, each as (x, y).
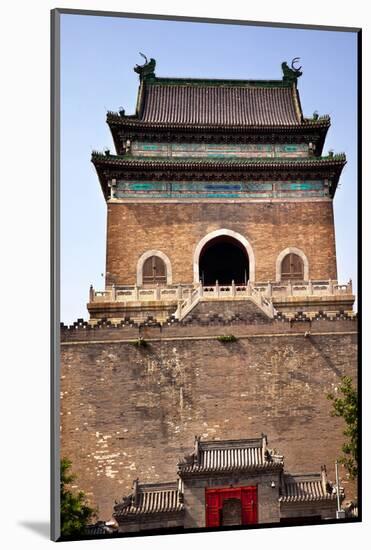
top-left (89, 279), bottom-right (353, 306)
top-left (251, 279), bottom-right (353, 298)
top-left (89, 284), bottom-right (193, 304)
top-left (173, 281), bottom-right (276, 320)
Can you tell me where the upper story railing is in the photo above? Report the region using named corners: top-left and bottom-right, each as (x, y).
top-left (89, 279), bottom-right (353, 304)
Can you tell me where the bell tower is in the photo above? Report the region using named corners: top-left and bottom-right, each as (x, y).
top-left (88, 57), bottom-right (354, 322)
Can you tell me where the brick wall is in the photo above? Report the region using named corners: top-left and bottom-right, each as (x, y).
top-left (60, 318), bottom-right (357, 519)
top-left (280, 501), bottom-right (337, 520)
top-left (105, 201), bottom-right (337, 285)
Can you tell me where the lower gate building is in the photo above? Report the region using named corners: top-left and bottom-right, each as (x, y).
top-left (113, 435), bottom-right (339, 532)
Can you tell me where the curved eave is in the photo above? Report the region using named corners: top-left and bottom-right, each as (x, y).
top-left (177, 462), bottom-right (283, 478)
top-left (279, 495), bottom-right (337, 503)
top-left (113, 506), bottom-right (184, 518)
top-left (107, 113), bottom-right (331, 132)
top-left (92, 153), bottom-right (345, 168)
top-left (107, 115), bottom-right (330, 156)
top-left (91, 154), bottom-right (346, 200)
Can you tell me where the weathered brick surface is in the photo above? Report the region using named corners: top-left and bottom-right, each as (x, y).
top-left (106, 201), bottom-right (337, 285)
top-left (60, 320), bottom-right (357, 519)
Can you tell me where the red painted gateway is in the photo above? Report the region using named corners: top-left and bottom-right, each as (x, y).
top-left (206, 486), bottom-right (258, 527)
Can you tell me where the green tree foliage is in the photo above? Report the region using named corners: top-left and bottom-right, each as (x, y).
top-left (327, 376), bottom-right (358, 479)
top-left (217, 334), bottom-right (238, 343)
top-left (60, 458), bottom-right (96, 537)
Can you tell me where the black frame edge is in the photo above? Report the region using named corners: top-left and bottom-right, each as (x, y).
top-left (51, 7), bottom-right (61, 543)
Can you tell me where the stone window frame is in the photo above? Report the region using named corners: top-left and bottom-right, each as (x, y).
top-left (193, 228), bottom-right (256, 284)
top-left (136, 250), bottom-right (172, 286)
top-left (276, 247), bottom-right (309, 282)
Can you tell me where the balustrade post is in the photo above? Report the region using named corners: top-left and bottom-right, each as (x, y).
top-left (266, 281), bottom-right (272, 298)
top-left (134, 284), bottom-right (139, 301)
top-left (155, 284), bottom-right (161, 300)
top-left (269, 301), bottom-right (274, 317)
top-left (328, 279), bottom-right (334, 295)
top-left (111, 284), bottom-right (116, 301)
top-left (177, 285), bottom-right (182, 300)
top-left (175, 301), bottom-right (181, 319)
top-left (89, 284), bottom-right (94, 302)
top-left (231, 280), bottom-right (236, 297)
top-left (247, 281), bottom-right (252, 296)
top-left (287, 280), bottom-right (292, 296)
top-left (199, 282), bottom-right (204, 297)
top-left (308, 279), bottom-right (313, 295)
top-left (215, 280), bottom-right (220, 297)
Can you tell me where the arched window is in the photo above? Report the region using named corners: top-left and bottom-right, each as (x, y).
top-left (142, 255), bottom-right (167, 285)
top-left (281, 253), bottom-right (304, 280)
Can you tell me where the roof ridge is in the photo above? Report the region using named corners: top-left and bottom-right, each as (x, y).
top-left (145, 77), bottom-right (291, 88)
top-left (200, 437), bottom-right (263, 446)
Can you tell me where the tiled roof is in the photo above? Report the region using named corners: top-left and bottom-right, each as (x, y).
top-left (92, 152), bottom-right (346, 170)
top-left (178, 435), bottom-right (283, 475)
top-left (279, 473), bottom-right (337, 503)
top-left (85, 522), bottom-right (114, 535)
top-left (140, 83), bottom-right (300, 126)
top-left (113, 481), bottom-right (184, 518)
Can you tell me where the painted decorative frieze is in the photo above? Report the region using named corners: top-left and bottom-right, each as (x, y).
top-left (111, 179), bottom-right (328, 200)
top-left (130, 142), bottom-right (309, 159)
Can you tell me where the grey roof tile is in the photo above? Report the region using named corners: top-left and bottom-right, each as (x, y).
top-left (279, 473), bottom-right (337, 502)
top-left (113, 481), bottom-right (184, 517)
top-left (178, 435), bottom-right (283, 474)
top-left (140, 84), bottom-right (300, 126)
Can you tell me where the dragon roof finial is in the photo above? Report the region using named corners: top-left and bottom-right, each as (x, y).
top-left (281, 57), bottom-right (303, 83)
top-left (134, 53), bottom-right (156, 81)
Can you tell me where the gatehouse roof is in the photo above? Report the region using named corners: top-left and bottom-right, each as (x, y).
top-left (177, 434), bottom-right (283, 476)
top-left (113, 480), bottom-right (184, 518)
top-left (279, 473), bottom-right (338, 503)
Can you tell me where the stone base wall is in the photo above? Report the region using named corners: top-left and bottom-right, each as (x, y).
top-left (60, 316), bottom-right (357, 519)
top-left (280, 501), bottom-right (337, 520)
top-left (117, 513), bottom-right (184, 533)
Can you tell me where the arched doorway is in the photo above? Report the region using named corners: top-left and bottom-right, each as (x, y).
top-left (199, 235), bottom-right (249, 285)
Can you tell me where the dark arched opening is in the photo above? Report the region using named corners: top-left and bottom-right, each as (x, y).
top-left (199, 236), bottom-right (249, 285)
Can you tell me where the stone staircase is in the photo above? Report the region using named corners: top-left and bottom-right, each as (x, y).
top-left (174, 282), bottom-right (276, 321)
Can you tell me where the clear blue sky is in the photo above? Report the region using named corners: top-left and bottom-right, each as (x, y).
top-left (60, 14), bottom-right (358, 324)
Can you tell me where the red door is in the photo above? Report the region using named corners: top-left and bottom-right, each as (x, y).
top-left (205, 491), bottom-right (220, 527)
top-left (241, 486), bottom-right (258, 524)
top-left (205, 486), bottom-right (258, 527)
